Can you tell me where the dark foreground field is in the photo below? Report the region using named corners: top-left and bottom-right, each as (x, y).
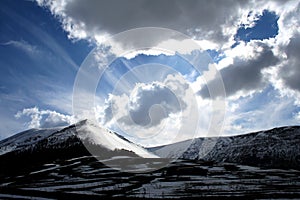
top-left (0, 156), bottom-right (299, 199)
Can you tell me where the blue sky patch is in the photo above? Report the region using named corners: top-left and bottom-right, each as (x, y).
top-left (235, 10), bottom-right (279, 42)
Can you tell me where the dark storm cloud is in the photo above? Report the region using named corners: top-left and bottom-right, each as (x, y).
top-left (280, 34), bottom-right (300, 92)
top-left (58, 0), bottom-right (252, 44)
top-left (199, 44), bottom-right (280, 98)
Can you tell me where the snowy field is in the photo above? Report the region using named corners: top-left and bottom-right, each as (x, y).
top-left (0, 156), bottom-right (299, 199)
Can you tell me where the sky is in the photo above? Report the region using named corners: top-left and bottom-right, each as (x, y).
top-left (0, 0), bottom-right (300, 147)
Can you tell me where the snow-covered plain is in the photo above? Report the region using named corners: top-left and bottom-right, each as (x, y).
top-left (0, 156), bottom-right (299, 199)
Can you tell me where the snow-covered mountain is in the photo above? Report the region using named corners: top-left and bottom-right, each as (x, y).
top-left (0, 127), bottom-right (62, 156)
top-left (0, 121), bottom-right (299, 170)
top-left (150, 126), bottom-right (300, 169)
top-left (0, 119), bottom-right (157, 160)
top-left (1, 123), bottom-right (299, 198)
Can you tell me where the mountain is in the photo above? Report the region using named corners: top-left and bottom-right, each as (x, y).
top-left (0, 123), bottom-right (299, 199)
top-left (0, 119), bottom-right (157, 173)
top-left (0, 123), bottom-right (300, 199)
top-left (1, 121), bottom-right (299, 171)
top-left (0, 127), bottom-right (62, 156)
top-left (150, 126), bottom-right (300, 169)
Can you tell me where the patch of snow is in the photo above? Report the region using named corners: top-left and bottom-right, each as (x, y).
top-left (77, 120), bottom-right (158, 158)
top-left (153, 139), bottom-right (192, 158)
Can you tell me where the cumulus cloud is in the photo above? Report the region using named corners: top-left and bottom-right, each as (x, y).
top-left (36, 0), bottom-right (298, 99)
top-left (199, 42), bottom-right (279, 98)
top-left (35, 0), bottom-right (300, 141)
top-left (37, 0), bottom-right (276, 48)
top-left (96, 73), bottom-right (201, 146)
top-left (280, 33), bottom-right (300, 92)
top-left (263, 2), bottom-right (300, 105)
top-left (126, 82), bottom-right (183, 126)
top-left (102, 74), bottom-right (188, 127)
top-left (15, 107), bottom-right (75, 129)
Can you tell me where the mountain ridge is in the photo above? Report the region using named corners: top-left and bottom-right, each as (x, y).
top-left (0, 120), bottom-right (299, 170)
top-left (150, 125), bottom-right (300, 169)
top-left (0, 119), bottom-right (157, 173)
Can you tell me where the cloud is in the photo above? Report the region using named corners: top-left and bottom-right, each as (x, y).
top-left (124, 82), bottom-right (183, 126)
top-left (97, 73), bottom-right (200, 146)
top-left (36, 90), bottom-right (73, 114)
top-left (261, 2), bottom-right (300, 105)
top-left (37, 0), bottom-right (273, 48)
top-left (223, 90), bottom-right (300, 136)
top-left (37, 0), bottom-right (300, 50)
top-left (5, 7), bottom-right (79, 70)
top-left (101, 74), bottom-right (188, 127)
top-left (279, 33), bottom-right (300, 92)
top-left (36, 0), bottom-right (298, 100)
top-left (33, 0), bottom-right (300, 142)
top-left (15, 107), bottom-right (75, 129)
top-left (0, 40), bottom-right (39, 55)
top-left (295, 111), bottom-right (300, 121)
top-left (199, 42), bottom-right (279, 98)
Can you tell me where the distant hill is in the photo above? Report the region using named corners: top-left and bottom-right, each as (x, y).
top-left (150, 126), bottom-right (300, 169)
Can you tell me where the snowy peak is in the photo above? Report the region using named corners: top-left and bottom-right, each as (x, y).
top-left (74, 119), bottom-right (158, 158)
top-left (0, 120), bottom-right (158, 159)
top-left (1, 123), bottom-right (299, 169)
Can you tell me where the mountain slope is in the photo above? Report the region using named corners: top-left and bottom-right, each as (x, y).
top-left (150, 126), bottom-right (300, 169)
top-left (0, 127), bottom-right (62, 156)
top-left (1, 122), bottom-right (299, 170)
top-left (0, 124), bottom-right (299, 198)
top-left (0, 120), bottom-right (157, 164)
